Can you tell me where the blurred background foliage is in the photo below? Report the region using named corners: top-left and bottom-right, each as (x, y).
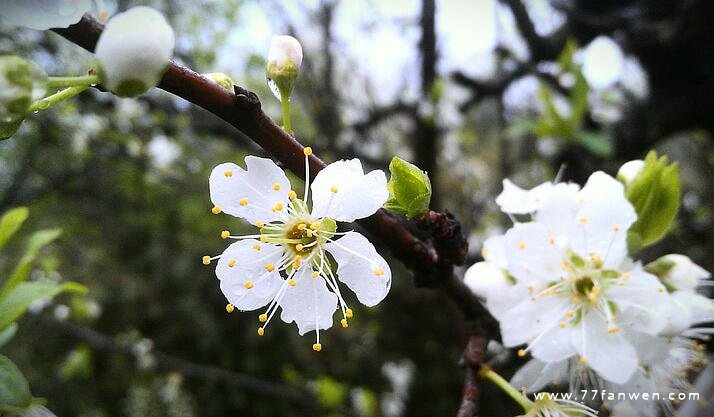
top-left (0, 0), bottom-right (713, 416)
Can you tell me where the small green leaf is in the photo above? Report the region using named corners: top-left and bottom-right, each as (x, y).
top-left (385, 157), bottom-right (432, 219)
top-left (2, 228), bottom-right (62, 295)
top-left (0, 354), bottom-right (32, 408)
top-left (0, 207), bottom-right (29, 250)
top-left (0, 281), bottom-right (87, 330)
top-left (569, 72), bottom-right (589, 126)
top-left (0, 324), bottom-right (17, 348)
top-left (575, 131), bottom-right (613, 157)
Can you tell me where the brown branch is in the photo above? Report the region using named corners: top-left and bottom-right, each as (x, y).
top-left (456, 323), bottom-right (487, 417)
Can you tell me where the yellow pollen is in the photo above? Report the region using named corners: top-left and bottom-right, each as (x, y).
top-left (221, 230), bottom-right (230, 239)
top-left (244, 281), bottom-right (254, 289)
top-left (295, 244), bottom-right (304, 252)
top-left (257, 327), bottom-right (265, 336)
top-left (345, 308), bottom-right (354, 318)
top-left (265, 263), bottom-right (275, 272)
top-left (273, 183), bottom-right (281, 191)
top-left (527, 286), bottom-right (535, 293)
top-left (288, 278), bottom-right (296, 287)
top-left (272, 202), bottom-right (283, 212)
top-left (256, 221), bottom-right (265, 228)
top-left (303, 147), bottom-right (313, 156)
top-left (608, 327), bottom-right (620, 334)
top-left (564, 310), bottom-right (575, 318)
top-left (579, 217), bottom-right (588, 224)
top-left (658, 287), bottom-right (665, 293)
top-left (481, 248), bottom-right (489, 258)
top-left (228, 259), bottom-right (236, 268)
top-left (306, 230), bottom-right (314, 237)
top-left (224, 169), bottom-right (233, 177)
top-left (292, 255), bottom-right (302, 268)
top-left (517, 349), bottom-right (526, 357)
top-left (559, 321), bottom-right (567, 328)
top-left (260, 236), bottom-right (268, 242)
top-left (297, 223), bottom-right (307, 230)
top-left (252, 243), bottom-right (262, 251)
top-left (312, 343), bottom-right (322, 352)
top-left (239, 198), bottom-right (249, 206)
top-left (226, 303), bottom-right (234, 313)
top-left (549, 237), bottom-right (555, 245)
top-left (623, 273), bottom-right (631, 279)
top-left (288, 190), bottom-right (297, 200)
top-left (202, 256), bottom-right (211, 265)
top-left (311, 271), bottom-right (319, 278)
top-left (330, 185), bottom-right (338, 193)
top-left (258, 313), bottom-right (268, 322)
top-left (341, 318), bottom-right (348, 328)
top-left (518, 241), bottom-right (526, 250)
top-left (612, 225), bottom-right (620, 232)
top-left (579, 356), bottom-right (588, 364)
top-left (373, 267), bottom-right (384, 276)
top-left (310, 222), bottom-right (320, 230)
top-left (211, 206), bottom-right (221, 214)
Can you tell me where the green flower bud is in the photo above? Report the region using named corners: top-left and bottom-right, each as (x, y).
top-left (621, 151), bottom-right (681, 252)
top-left (205, 72), bottom-right (235, 92)
top-left (385, 156), bottom-right (432, 219)
top-left (0, 56), bottom-right (46, 140)
top-left (266, 35), bottom-right (302, 101)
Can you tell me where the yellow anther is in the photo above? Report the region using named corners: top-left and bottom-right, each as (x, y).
top-left (310, 222), bottom-right (320, 230)
top-left (292, 255), bottom-right (302, 269)
top-left (273, 182), bottom-right (281, 191)
top-left (239, 198), bottom-right (249, 206)
top-left (295, 244), bottom-right (304, 252)
top-left (341, 318), bottom-right (348, 328)
top-left (579, 217), bottom-right (588, 224)
top-left (265, 263), bottom-right (275, 272)
top-left (221, 230), bottom-right (230, 239)
top-left (226, 303), bottom-right (235, 313)
top-left (517, 349), bottom-right (527, 357)
top-left (623, 273), bottom-right (631, 279)
top-left (559, 321), bottom-right (567, 328)
top-left (211, 206), bottom-right (222, 214)
top-left (272, 202), bottom-right (283, 212)
top-left (373, 267), bottom-right (384, 276)
top-left (481, 248), bottom-right (489, 258)
top-left (612, 225), bottom-right (621, 232)
top-left (518, 241), bottom-right (526, 250)
top-left (564, 310), bottom-right (575, 318)
top-left (244, 281), bottom-right (254, 289)
top-left (330, 185), bottom-right (338, 193)
top-left (311, 271), bottom-right (319, 278)
top-left (658, 287), bottom-right (665, 293)
top-left (579, 356), bottom-right (588, 364)
top-left (527, 286), bottom-right (535, 293)
top-left (258, 313), bottom-right (268, 322)
top-left (228, 259), bottom-right (236, 268)
top-left (288, 190), bottom-right (297, 200)
top-left (297, 223), bottom-right (307, 230)
top-left (345, 308), bottom-right (353, 318)
top-left (257, 327), bottom-right (265, 336)
top-left (303, 147), bottom-right (313, 156)
top-left (608, 326), bottom-right (620, 334)
top-left (260, 235), bottom-right (268, 242)
top-left (288, 278), bottom-right (296, 287)
top-left (549, 237), bottom-right (556, 245)
top-left (252, 243), bottom-right (262, 251)
top-left (312, 343), bottom-right (322, 352)
top-left (306, 230), bottom-right (314, 237)
top-left (224, 169), bottom-right (233, 177)
top-left (256, 221), bottom-right (265, 228)
top-left (202, 256), bottom-right (211, 265)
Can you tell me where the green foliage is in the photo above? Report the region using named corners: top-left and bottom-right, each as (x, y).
top-left (624, 151), bottom-right (681, 252)
top-left (0, 207), bottom-right (29, 250)
top-left (2, 228), bottom-right (62, 295)
top-left (314, 376), bottom-right (348, 408)
top-left (385, 157), bottom-right (432, 219)
top-left (0, 354), bottom-right (32, 409)
top-left (0, 324), bottom-right (18, 348)
top-left (0, 281), bottom-right (87, 331)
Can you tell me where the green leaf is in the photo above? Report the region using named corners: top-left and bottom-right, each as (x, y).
top-left (0, 354), bottom-right (31, 408)
top-left (385, 157), bottom-right (432, 219)
top-left (575, 131), bottom-right (613, 157)
top-left (2, 228), bottom-right (62, 295)
top-left (569, 72), bottom-right (589, 126)
top-left (557, 39), bottom-right (579, 72)
top-left (0, 207), bottom-right (29, 250)
top-left (0, 117), bottom-right (24, 140)
top-left (0, 281), bottom-right (87, 330)
top-left (0, 324), bottom-right (17, 348)
top-left (625, 151), bottom-right (681, 250)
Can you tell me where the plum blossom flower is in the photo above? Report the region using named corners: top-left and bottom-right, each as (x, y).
top-left (205, 148), bottom-right (391, 351)
top-left (472, 172), bottom-right (675, 384)
top-left (0, 0), bottom-right (92, 30)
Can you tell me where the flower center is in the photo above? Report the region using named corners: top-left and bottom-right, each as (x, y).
top-left (573, 275), bottom-right (596, 299)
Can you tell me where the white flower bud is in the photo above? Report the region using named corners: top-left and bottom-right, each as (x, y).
top-left (651, 254), bottom-right (710, 291)
top-left (0, 0), bottom-right (92, 30)
top-left (464, 261), bottom-right (510, 300)
top-left (95, 7), bottom-right (174, 97)
top-left (617, 159), bottom-right (644, 184)
top-left (266, 35), bottom-right (302, 100)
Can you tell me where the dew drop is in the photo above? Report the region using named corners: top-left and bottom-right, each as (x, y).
top-left (267, 77), bottom-right (281, 101)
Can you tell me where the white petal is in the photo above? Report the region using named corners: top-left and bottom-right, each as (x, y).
top-left (530, 323), bottom-right (577, 362)
top-left (310, 159), bottom-right (388, 222)
top-left (573, 310), bottom-right (638, 384)
top-left (498, 294), bottom-right (570, 347)
top-left (534, 182), bottom-right (581, 238)
top-left (510, 359), bottom-right (569, 393)
top-left (495, 179), bottom-right (553, 214)
top-left (279, 267), bottom-right (338, 335)
top-left (464, 261), bottom-right (510, 300)
top-left (481, 235), bottom-right (508, 268)
top-left (504, 222), bottom-right (565, 286)
top-left (660, 254), bottom-right (710, 291)
top-left (95, 7), bottom-right (174, 95)
top-left (325, 231), bottom-right (391, 307)
top-left (216, 240), bottom-right (284, 311)
top-left (268, 35), bottom-right (303, 69)
top-left (671, 290), bottom-right (714, 327)
top-left (209, 157), bottom-right (291, 224)
top-left (605, 266), bottom-right (671, 335)
top-left (1, 0), bottom-right (92, 30)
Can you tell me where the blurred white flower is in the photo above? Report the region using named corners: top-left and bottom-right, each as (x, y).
top-left (147, 135), bottom-right (181, 169)
top-left (0, 0), bottom-right (92, 30)
top-left (617, 159), bottom-right (645, 184)
top-left (95, 7), bottom-right (174, 97)
top-left (206, 149), bottom-right (390, 350)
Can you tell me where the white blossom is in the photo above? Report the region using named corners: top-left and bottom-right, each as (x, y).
top-left (267, 35), bottom-right (303, 73)
top-left (0, 0), bottom-right (92, 30)
top-left (617, 160), bottom-right (645, 184)
top-left (206, 149), bottom-right (390, 350)
top-left (95, 7), bottom-right (174, 97)
top-left (655, 254), bottom-right (710, 292)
